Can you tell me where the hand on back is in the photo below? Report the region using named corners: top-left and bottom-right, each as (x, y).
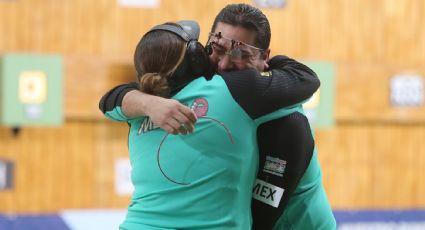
top-left (144, 95), bottom-right (197, 135)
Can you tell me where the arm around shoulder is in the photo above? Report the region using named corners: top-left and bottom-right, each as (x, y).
top-left (219, 56), bottom-right (319, 120)
top-left (268, 55), bottom-right (320, 99)
top-left (98, 82), bottom-right (139, 121)
top-left (98, 82), bottom-right (197, 134)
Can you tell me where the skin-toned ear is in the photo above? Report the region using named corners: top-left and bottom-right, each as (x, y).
top-left (262, 48), bottom-right (271, 61)
top-left (262, 48), bottom-right (271, 70)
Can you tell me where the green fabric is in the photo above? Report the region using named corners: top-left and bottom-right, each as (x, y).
top-left (256, 106), bottom-right (336, 229)
top-left (108, 75), bottom-right (297, 230)
top-left (105, 106), bottom-right (131, 121)
top-left (273, 141), bottom-right (336, 229)
top-left (105, 75), bottom-right (334, 229)
top-left (254, 105), bottom-right (335, 229)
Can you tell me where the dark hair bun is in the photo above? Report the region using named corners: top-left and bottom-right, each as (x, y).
top-left (139, 73), bottom-right (170, 98)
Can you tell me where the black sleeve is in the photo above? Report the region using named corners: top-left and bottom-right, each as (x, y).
top-left (98, 82), bottom-right (139, 113)
top-left (219, 55), bottom-right (319, 119)
top-left (252, 112), bottom-right (314, 230)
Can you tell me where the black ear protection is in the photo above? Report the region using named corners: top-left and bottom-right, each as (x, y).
top-left (135, 22), bottom-right (213, 93)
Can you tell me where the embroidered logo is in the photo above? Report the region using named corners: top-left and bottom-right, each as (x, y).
top-left (260, 71), bottom-right (272, 77)
top-left (263, 156), bottom-right (286, 177)
top-left (190, 98), bottom-right (209, 117)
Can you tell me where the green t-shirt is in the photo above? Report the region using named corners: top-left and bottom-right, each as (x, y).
top-left (106, 75), bottom-right (303, 230)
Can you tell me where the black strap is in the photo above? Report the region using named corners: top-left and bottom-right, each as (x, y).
top-left (149, 24), bottom-right (191, 41)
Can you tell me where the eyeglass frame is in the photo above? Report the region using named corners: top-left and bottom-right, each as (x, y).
top-left (206, 32), bottom-right (265, 62)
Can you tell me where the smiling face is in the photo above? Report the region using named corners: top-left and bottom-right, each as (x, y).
top-left (208, 22), bottom-right (270, 72)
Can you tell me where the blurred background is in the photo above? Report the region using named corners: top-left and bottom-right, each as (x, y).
top-left (0, 0), bottom-right (424, 229)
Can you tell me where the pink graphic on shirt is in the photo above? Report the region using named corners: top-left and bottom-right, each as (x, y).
top-left (190, 98), bottom-right (209, 117)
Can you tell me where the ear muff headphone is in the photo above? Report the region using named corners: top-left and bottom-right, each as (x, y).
top-left (134, 22), bottom-right (212, 90)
